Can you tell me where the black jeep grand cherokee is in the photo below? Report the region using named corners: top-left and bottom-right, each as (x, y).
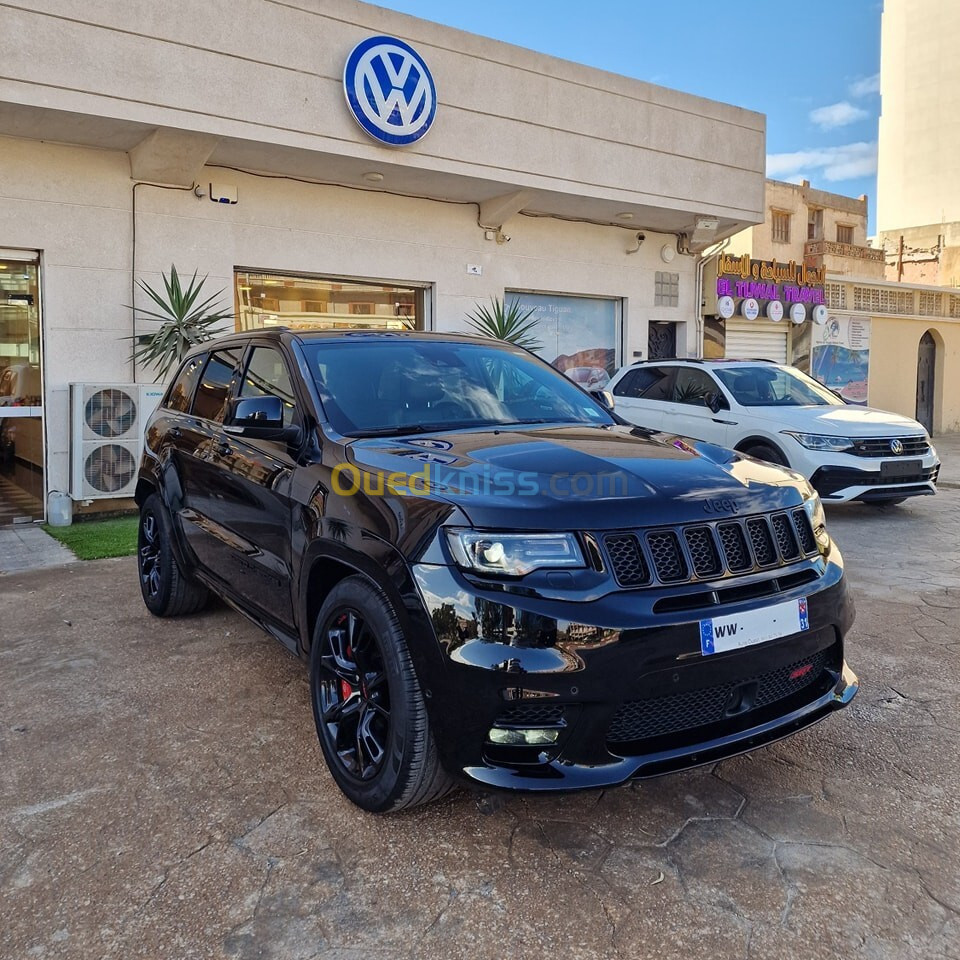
top-left (136, 329), bottom-right (858, 812)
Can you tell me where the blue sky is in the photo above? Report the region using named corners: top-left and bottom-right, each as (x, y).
top-left (375, 0), bottom-right (883, 231)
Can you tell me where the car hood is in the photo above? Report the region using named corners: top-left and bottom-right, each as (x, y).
top-left (752, 404), bottom-right (927, 437)
top-left (346, 424), bottom-right (808, 529)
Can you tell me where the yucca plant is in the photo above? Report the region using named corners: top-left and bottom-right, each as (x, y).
top-left (465, 297), bottom-right (541, 350)
top-left (128, 265), bottom-right (233, 381)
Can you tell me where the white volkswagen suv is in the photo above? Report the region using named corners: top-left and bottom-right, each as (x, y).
top-left (607, 359), bottom-right (939, 505)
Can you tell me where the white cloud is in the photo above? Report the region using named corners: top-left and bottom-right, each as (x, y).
top-left (809, 101), bottom-right (869, 130)
top-left (766, 141), bottom-right (878, 183)
top-left (849, 73), bottom-right (881, 97)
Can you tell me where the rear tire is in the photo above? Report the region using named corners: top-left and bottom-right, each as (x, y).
top-left (310, 576), bottom-right (455, 812)
top-left (137, 493), bottom-right (209, 617)
top-left (740, 442), bottom-right (789, 467)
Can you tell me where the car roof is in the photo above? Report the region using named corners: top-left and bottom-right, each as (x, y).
top-left (180, 327), bottom-right (504, 358)
top-left (625, 358), bottom-right (782, 368)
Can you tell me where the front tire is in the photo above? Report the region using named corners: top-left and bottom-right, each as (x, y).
top-left (740, 442), bottom-right (789, 467)
top-left (310, 576), bottom-right (454, 812)
top-left (137, 493), bottom-right (209, 617)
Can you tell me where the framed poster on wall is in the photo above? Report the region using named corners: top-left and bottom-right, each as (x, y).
top-left (810, 314), bottom-right (871, 404)
top-left (506, 292), bottom-right (620, 389)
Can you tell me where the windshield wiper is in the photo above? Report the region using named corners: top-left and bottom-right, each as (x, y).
top-left (346, 421), bottom-right (496, 438)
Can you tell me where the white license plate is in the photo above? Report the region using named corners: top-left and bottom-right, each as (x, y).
top-left (700, 597), bottom-right (809, 656)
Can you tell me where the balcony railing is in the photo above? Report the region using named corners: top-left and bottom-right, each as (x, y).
top-left (804, 239), bottom-right (885, 262)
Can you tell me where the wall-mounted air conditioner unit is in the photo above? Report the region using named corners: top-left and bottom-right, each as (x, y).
top-left (70, 383), bottom-right (165, 499)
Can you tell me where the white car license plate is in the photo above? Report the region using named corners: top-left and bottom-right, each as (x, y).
top-left (700, 597), bottom-right (809, 656)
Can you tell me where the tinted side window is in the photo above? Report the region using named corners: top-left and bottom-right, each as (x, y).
top-left (239, 347), bottom-right (297, 426)
top-left (165, 355), bottom-right (206, 413)
top-left (613, 367), bottom-right (674, 401)
top-left (191, 348), bottom-right (242, 424)
top-left (672, 368), bottom-right (719, 406)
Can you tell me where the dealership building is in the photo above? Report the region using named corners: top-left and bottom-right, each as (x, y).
top-left (0, 0), bottom-right (765, 523)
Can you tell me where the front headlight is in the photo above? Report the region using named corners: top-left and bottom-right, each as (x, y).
top-left (784, 432), bottom-right (855, 453)
top-left (802, 489), bottom-right (830, 552)
top-left (446, 529), bottom-right (585, 576)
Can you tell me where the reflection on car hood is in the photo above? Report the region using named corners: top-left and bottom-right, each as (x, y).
top-left (755, 404), bottom-right (927, 437)
top-left (347, 424), bottom-right (807, 529)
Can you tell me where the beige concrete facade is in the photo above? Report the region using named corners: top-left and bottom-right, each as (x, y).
top-left (725, 179), bottom-right (884, 279)
top-left (824, 276), bottom-right (960, 434)
top-left (876, 0), bottom-right (960, 286)
top-left (877, 0), bottom-right (960, 234)
top-left (0, 0), bottom-right (766, 512)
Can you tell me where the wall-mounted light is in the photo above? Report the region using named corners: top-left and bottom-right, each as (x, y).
top-left (616, 212), bottom-right (634, 221)
top-left (363, 171), bottom-right (385, 183)
top-left (660, 243), bottom-right (676, 263)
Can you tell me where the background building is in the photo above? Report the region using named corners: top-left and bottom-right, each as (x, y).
top-left (702, 179), bottom-right (883, 365)
top-left (702, 176), bottom-right (960, 435)
top-left (0, 0), bottom-right (765, 524)
top-left (876, 0), bottom-right (960, 285)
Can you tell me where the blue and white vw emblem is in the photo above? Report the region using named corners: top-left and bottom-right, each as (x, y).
top-left (343, 36), bottom-right (437, 146)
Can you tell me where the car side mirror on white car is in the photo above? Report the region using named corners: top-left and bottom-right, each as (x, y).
top-left (706, 392), bottom-right (727, 414)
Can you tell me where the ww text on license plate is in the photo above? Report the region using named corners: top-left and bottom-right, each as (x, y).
top-left (700, 597), bottom-right (809, 656)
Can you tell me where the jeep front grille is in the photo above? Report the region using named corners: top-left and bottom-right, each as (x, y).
top-left (602, 509), bottom-right (819, 589)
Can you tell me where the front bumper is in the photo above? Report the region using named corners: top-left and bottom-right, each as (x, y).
top-left (410, 553), bottom-right (857, 792)
top-left (789, 446), bottom-right (940, 503)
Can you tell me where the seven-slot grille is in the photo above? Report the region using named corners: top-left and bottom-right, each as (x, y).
top-left (602, 510), bottom-right (818, 588)
top-left (851, 436), bottom-right (929, 458)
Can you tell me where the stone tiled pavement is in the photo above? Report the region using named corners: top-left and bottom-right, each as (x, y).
top-left (0, 523), bottom-right (75, 574)
top-left (1, 494), bottom-right (959, 959)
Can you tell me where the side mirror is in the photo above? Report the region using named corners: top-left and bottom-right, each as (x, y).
top-left (706, 392), bottom-right (727, 414)
top-left (225, 396), bottom-right (300, 442)
top-left (590, 389), bottom-right (615, 411)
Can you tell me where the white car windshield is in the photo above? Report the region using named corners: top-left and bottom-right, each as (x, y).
top-left (715, 365), bottom-right (845, 407)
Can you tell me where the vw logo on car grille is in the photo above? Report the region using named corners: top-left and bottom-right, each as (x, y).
top-left (343, 36), bottom-right (437, 146)
top-left (890, 439), bottom-right (904, 455)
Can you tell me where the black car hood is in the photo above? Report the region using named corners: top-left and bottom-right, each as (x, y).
top-left (346, 424), bottom-right (808, 530)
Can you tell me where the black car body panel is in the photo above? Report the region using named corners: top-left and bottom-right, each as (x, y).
top-left (137, 329), bottom-right (858, 795)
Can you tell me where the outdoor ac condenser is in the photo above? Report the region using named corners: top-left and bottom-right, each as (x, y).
top-left (69, 383), bottom-right (165, 500)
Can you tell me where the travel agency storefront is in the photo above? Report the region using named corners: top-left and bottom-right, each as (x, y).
top-left (0, 0), bottom-right (764, 521)
top-left (702, 254), bottom-right (829, 367)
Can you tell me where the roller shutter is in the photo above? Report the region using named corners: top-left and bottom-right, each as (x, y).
top-left (724, 320), bottom-right (788, 364)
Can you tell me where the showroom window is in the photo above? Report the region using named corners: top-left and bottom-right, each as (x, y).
top-left (505, 292), bottom-right (620, 388)
top-left (235, 271), bottom-right (428, 332)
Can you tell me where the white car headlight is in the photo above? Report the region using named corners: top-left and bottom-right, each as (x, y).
top-left (446, 530), bottom-right (585, 576)
top-left (783, 432), bottom-right (855, 453)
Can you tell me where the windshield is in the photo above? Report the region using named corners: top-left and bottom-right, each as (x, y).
top-left (300, 338), bottom-right (616, 436)
top-left (715, 365), bottom-right (845, 408)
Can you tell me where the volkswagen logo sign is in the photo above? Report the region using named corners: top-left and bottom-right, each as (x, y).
top-left (343, 36), bottom-right (437, 146)
top-left (890, 438), bottom-right (904, 456)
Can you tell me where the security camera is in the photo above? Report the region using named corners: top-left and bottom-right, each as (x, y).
top-left (625, 232), bottom-right (646, 255)
top-left (495, 230), bottom-right (511, 244)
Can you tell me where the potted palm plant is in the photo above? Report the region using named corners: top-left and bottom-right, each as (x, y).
top-left (465, 296), bottom-right (541, 349)
top-left (128, 265), bottom-right (233, 381)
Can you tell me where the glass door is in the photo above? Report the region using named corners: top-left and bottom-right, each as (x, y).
top-left (0, 252), bottom-right (44, 524)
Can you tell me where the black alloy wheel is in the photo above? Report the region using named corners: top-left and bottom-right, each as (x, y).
top-left (137, 493), bottom-right (209, 617)
top-left (310, 576), bottom-right (454, 812)
top-left (316, 608), bottom-right (391, 781)
top-left (139, 508), bottom-right (163, 603)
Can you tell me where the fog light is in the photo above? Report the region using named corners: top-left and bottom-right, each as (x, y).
top-left (488, 727), bottom-right (560, 746)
